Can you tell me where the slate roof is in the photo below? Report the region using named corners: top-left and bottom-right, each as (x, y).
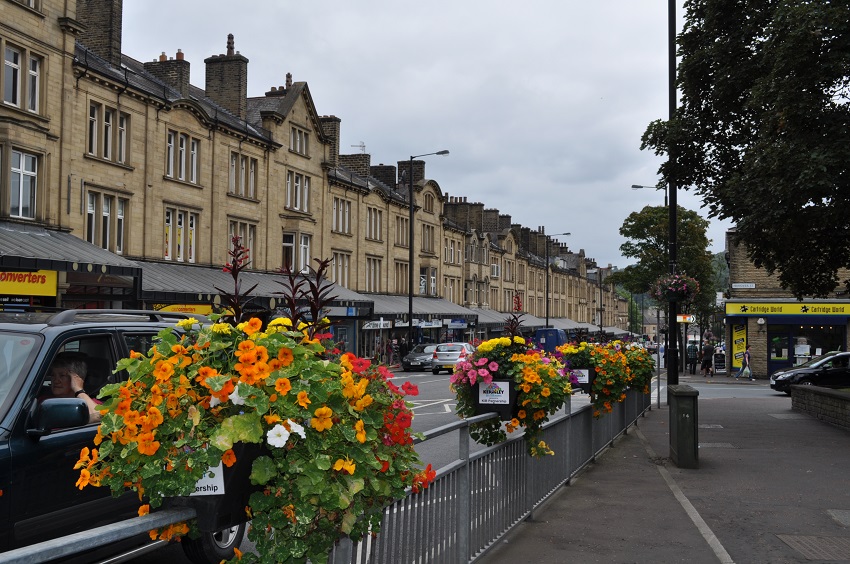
top-left (0, 221), bottom-right (141, 276)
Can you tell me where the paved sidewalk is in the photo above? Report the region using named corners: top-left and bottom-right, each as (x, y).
top-left (477, 383), bottom-right (850, 563)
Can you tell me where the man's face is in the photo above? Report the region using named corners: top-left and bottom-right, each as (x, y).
top-left (50, 367), bottom-right (73, 397)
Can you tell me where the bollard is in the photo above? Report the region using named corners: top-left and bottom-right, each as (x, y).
top-left (668, 384), bottom-right (699, 469)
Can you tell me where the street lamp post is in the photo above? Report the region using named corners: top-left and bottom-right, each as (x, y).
top-left (407, 150), bottom-right (449, 348)
top-left (631, 184), bottom-right (668, 206)
top-left (544, 232), bottom-right (570, 328)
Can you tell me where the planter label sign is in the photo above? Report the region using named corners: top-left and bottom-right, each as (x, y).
top-left (478, 381), bottom-right (511, 405)
top-left (574, 369), bottom-right (590, 384)
top-left (191, 462), bottom-right (225, 496)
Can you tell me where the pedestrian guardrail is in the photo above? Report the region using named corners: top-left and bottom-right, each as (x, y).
top-left (2, 390), bottom-right (650, 563)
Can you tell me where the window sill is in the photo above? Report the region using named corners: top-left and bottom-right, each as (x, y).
top-left (3, 102), bottom-right (50, 128)
top-left (331, 230), bottom-right (353, 237)
top-left (84, 153), bottom-right (135, 171)
top-left (226, 192), bottom-right (259, 203)
top-left (162, 175), bottom-right (203, 190)
top-left (280, 210), bottom-right (316, 224)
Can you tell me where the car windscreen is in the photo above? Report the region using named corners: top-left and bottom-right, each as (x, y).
top-left (0, 331), bottom-right (43, 420)
top-left (803, 352), bottom-right (843, 368)
top-left (411, 345), bottom-right (429, 354)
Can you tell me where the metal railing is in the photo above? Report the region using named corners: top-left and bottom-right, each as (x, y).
top-left (332, 389), bottom-right (651, 563)
top-left (2, 391), bottom-right (650, 564)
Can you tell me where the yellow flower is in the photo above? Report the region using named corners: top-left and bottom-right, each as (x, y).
top-left (211, 323), bottom-right (232, 334)
top-left (333, 457), bottom-right (356, 475)
top-left (354, 420), bottom-right (366, 443)
top-left (310, 406), bottom-right (334, 432)
top-left (269, 317), bottom-right (293, 327)
top-left (176, 317), bottom-right (198, 329)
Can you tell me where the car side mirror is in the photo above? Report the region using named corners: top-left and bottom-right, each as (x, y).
top-left (28, 398), bottom-right (90, 438)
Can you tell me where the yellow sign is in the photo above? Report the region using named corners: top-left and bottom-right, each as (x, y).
top-left (0, 270), bottom-right (58, 297)
top-left (731, 323), bottom-right (746, 369)
top-left (725, 302), bottom-right (850, 316)
top-left (154, 304), bottom-right (214, 315)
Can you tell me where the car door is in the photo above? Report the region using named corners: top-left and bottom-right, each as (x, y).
top-left (817, 353), bottom-right (850, 388)
top-left (7, 331), bottom-right (137, 549)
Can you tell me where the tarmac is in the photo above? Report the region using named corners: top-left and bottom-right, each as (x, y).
top-left (475, 371), bottom-right (850, 564)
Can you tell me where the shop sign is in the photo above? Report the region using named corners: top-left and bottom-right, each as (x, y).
top-left (726, 301), bottom-right (850, 316)
top-left (731, 283), bottom-right (756, 289)
top-left (0, 270), bottom-right (57, 297)
top-left (155, 304), bottom-right (214, 315)
top-left (362, 320), bottom-right (393, 330)
top-left (446, 318), bottom-right (468, 329)
top-left (419, 320), bottom-right (442, 328)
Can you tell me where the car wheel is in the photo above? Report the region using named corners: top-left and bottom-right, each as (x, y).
top-left (798, 379), bottom-right (813, 386)
top-left (182, 523), bottom-right (246, 564)
top-left (432, 368), bottom-right (440, 375)
top-left (403, 366), bottom-right (411, 372)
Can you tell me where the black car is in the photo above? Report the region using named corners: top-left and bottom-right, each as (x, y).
top-left (769, 351), bottom-right (850, 395)
top-left (0, 309), bottom-right (245, 563)
top-left (402, 344), bottom-right (437, 371)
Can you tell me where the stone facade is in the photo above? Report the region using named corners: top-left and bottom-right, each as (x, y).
top-left (0, 0), bottom-right (626, 339)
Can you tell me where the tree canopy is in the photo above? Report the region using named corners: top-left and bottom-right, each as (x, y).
top-left (642, 0), bottom-right (850, 298)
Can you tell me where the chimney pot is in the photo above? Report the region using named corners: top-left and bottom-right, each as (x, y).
top-left (159, 52), bottom-right (167, 62)
top-left (176, 49), bottom-right (184, 60)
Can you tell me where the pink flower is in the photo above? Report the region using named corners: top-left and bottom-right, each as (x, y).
top-left (481, 371), bottom-right (493, 385)
top-left (475, 357), bottom-right (488, 366)
top-left (469, 372), bottom-right (477, 385)
top-left (488, 361), bottom-right (499, 372)
top-left (467, 369), bottom-right (478, 380)
top-left (478, 368), bottom-right (489, 377)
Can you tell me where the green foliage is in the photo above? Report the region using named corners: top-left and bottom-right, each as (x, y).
top-left (643, 0), bottom-right (850, 297)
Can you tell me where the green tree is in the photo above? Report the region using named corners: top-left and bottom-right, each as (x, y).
top-left (642, 0), bottom-right (850, 298)
top-left (610, 204), bottom-right (715, 299)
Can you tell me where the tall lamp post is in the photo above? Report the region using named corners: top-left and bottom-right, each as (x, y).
top-left (407, 150), bottom-right (449, 348)
top-left (631, 184), bottom-right (668, 206)
top-left (587, 268), bottom-right (605, 341)
top-left (544, 232), bottom-right (570, 328)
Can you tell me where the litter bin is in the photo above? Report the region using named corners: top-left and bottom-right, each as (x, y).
top-left (669, 384), bottom-right (699, 469)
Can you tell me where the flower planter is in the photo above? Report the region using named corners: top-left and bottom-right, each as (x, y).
top-left (473, 379), bottom-right (518, 420)
top-left (573, 368), bottom-right (595, 394)
top-left (164, 442), bottom-right (263, 533)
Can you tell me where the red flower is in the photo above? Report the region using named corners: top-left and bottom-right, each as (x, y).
top-left (401, 382), bottom-right (419, 396)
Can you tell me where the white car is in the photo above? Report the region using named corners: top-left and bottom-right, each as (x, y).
top-left (431, 342), bottom-right (476, 374)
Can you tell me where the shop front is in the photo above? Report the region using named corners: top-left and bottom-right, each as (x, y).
top-left (725, 300), bottom-right (850, 376)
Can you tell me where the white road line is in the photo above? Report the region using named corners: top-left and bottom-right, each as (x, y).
top-left (409, 399), bottom-right (453, 411)
top-left (635, 427), bottom-right (735, 564)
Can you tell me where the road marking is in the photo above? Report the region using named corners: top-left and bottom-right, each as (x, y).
top-left (409, 399), bottom-right (453, 411)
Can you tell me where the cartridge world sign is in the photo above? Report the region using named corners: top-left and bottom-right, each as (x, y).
top-left (726, 301), bottom-right (850, 315)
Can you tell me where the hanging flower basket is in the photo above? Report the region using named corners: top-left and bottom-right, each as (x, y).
top-left (650, 273), bottom-right (700, 303)
top-left (473, 377), bottom-right (519, 420)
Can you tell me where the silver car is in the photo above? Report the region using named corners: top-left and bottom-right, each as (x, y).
top-left (431, 342), bottom-right (476, 375)
top-left (402, 344), bottom-right (437, 372)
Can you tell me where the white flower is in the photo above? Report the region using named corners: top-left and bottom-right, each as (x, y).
top-left (267, 424), bottom-right (291, 448)
top-left (287, 419), bottom-right (306, 439)
top-left (209, 395), bottom-right (221, 408)
top-left (229, 386), bottom-right (246, 405)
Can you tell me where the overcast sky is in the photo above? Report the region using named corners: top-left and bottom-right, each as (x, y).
top-left (122, 0), bottom-right (732, 268)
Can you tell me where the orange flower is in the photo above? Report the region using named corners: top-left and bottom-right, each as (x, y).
top-left (137, 432), bottom-right (160, 456)
top-left (274, 378), bottom-right (292, 395)
top-left (237, 340), bottom-right (256, 352)
top-left (310, 406), bottom-right (333, 432)
top-left (353, 394), bottom-right (373, 412)
top-left (297, 390), bottom-right (311, 408)
top-left (153, 360), bottom-right (174, 382)
top-left (222, 449), bottom-right (237, 468)
top-left (277, 347), bottom-right (294, 367)
top-left (75, 468), bottom-right (90, 489)
top-left (354, 420), bottom-right (366, 443)
top-left (332, 457), bottom-right (356, 475)
top-left (243, 317), bottom-right (263, 336)
top-left (517, 409), bottom-right (527, 419)
top-left (138, 504), bottom-right (150, 516)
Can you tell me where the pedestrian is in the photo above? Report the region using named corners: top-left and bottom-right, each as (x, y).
top-left (686, 341), bottom-right (699, 374)
top-left (701, 340), bottom-right (714, 377)
top-left (735, 345), bottom-right (753, 380)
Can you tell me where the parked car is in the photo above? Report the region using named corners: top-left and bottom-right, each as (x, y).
top-left (0, 309), bottom-right (245, 563)
top-left (431, 342), bottom-right (476, 375)
top-left (769, 351), bottom-right (850, 395)
top-left (402, 344), bottom-right (437, 371)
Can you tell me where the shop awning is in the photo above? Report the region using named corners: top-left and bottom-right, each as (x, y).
top-left (365, 294), bottom-right (478, 319)
top-left (0, 221), bottom-right (141, 277)
top-left (135, 260), bottom-right (372, 313)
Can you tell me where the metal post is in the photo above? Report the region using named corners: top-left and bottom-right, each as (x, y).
top-left (657, 307), bottom-right (661, 408)
top-left (407, 150), bottom-right (449, 348)
top-left (667, 0), bottom-right (679, 387)
top-left (545, 240), bottom-right (550, 328)
top-left (457, 423), bottom-right (471, 562)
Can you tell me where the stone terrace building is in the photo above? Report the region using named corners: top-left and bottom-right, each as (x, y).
top-left (725, 229), bottom-right (850, 379)
top-left (0, 0), bottom-right (627, 355)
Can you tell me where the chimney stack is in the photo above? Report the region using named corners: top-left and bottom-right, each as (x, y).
top-left (204, 34), bottom-right (249, 119)
top-left (144, 50), bottom-right (191, 97)
top-left (77, 0), bottom-right (124, 68)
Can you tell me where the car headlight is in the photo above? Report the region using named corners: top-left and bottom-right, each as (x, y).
top-left (774, 373), bottom-right (791, 380)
